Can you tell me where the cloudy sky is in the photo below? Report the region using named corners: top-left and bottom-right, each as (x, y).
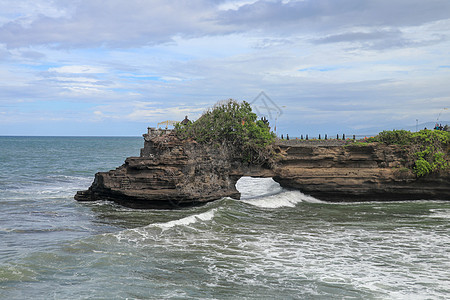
top-left (1, 0), bottom-right (449, 136)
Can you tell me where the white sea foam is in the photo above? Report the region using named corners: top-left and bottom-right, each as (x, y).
top-left (236, 177), bottom-right (283, 199)
top-left (429, 208), bottom-right (450, 219)
top-left (213, 224), bottom-right (450, 299)
top-left (242, 190), bottom-right (322, 208)
top-left (236, 176), bottom-right (323, 208)
top-left (114, 208), bottom-right (218, 244)
top-left (149, 208), bottom-right (217, 230)
top-left (6, 175), bottom-right (92, 200)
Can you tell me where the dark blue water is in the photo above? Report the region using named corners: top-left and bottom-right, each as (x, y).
top-left (1, 137), bottom-right (449, 299)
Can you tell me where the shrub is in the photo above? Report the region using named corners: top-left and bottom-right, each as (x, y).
top-left (175, 99), bottom-right (276, 165)
top-left (414, 158), bottom-right (432, 177)
top-left (365, 136), bottom-right (378, 143)
top-left (377, 130), bottom-right (413, 145)
top-left (372, 129), bottom-right (450, 177)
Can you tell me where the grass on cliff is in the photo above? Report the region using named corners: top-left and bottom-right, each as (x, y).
top-left (175, 99), bottom-right (276, 165)
top-left (366, 129), bottom-right (450, 177)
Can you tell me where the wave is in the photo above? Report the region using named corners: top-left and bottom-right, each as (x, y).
top-left (1, 175), bottom-right (92, 200)
top-left (113, 208), bottom-right (218, 244)
top-left (236, 177), bottom-right (283, 199)
top-left (149, 208), bottom-right (217, 230)
top-left (429, 208), bottom-right (450, 219)
top-left (241, 190), bottom-right (323, 208)
top-left (235, 176), bottom-right (323, 208)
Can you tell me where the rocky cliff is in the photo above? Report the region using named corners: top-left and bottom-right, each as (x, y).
top-left (75, 132), bottom-right (450, 208)
top-left (273, 142), bottom-right (450, 201)
top-left (76, 131), bottom-right (241, 208)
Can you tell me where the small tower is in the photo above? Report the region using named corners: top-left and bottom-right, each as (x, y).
top-left (181, 116), bottom-right (190, 125)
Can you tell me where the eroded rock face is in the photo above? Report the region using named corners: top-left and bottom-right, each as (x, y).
top-left (75, 133), bottom-right (450, 208)
top-left (75, 132), bottom-right (264, 208)
top-left (273, 143), bottom-right (450, 201)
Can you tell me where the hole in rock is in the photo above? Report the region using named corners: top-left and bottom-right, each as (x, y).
top-left (235, 177), bottom-right (283, 200)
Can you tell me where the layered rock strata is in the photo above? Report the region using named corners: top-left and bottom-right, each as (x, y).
top-left (75, 132), bottom-right (450, 208)
top-left (273, 143), bottom-right (450, 201)
top-left (76, 132), bottom-right (242, 208)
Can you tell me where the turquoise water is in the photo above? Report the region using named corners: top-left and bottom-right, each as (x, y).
top-left (0, 136), bottom-right (449, 299)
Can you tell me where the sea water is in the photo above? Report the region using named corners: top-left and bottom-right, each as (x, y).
top-left (0, 136), bottom-right (449, 299)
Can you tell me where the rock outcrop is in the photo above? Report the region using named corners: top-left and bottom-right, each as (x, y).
top-left (75, 130), bottom-right (450, 208)
top-left (75, 131), bottom-right (240, 208)
top-left (273, 142), bottom-right (450, 201)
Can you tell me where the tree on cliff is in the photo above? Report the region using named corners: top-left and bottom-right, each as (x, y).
top-left (175, 99), bottom-right (276, 165)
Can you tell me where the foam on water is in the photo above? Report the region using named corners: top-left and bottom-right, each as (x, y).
top-left (205, 220), bottom-right (450, 299)
top-left (236, 177), bottom-right (283, 199)
top-left (236, 176), bottom-right (323, 208)
top-left (114, 208), bottom-right (218, 244)
top-left (242, 190), bottom-right (307, 208)
top-left (429, 208), bottom-right (450, 219)
top-left (3, 175), bottom-right (92, 201)
top-left (150, 208), bottom-right (217, 230)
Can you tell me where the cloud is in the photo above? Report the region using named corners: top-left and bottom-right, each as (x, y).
top-left (216, 0), bottom-right (450, 51)
top-left (218, 0), bottom-right (450, 30)
top-left (313, 27), bottom-right (449, 50)
top-left (0, 0), bottom-right (230, 49)
top-left (89, 101), bottom-right (206, 123)
top-left (314, 30), bottom-right (402, 44)
top-left (252, 37), bottom-right (294, 49)
top-left (0, 0), bottom-right (449, 136)
top-left (19, 49), bottom-right (46, 60)
top-left (48, 65), bottom-right (107, 74)
top-left (0, 0), bottom-right (449, 52)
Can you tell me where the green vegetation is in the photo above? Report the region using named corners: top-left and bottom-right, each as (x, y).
top-left (345, 141), bottom-right (370, 147)
top-left (376, 129), bottom-right (413, 145)
top-left (175, 99), bottom-right (276, 165)
top-left (368, 129), bottom-right (450, 177)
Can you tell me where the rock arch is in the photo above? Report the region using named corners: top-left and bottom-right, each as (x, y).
top-left (75, 133), bottom-right (450, 208)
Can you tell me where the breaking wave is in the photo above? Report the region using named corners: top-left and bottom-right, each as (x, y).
top-left (149, 208), bottom-right (217, 230)
top-left (241, 190), bottom-right (322, 208)
top-left (236, 176), bottom-right (323, 208)
top-left (113, 208), bottom-right (218, 244)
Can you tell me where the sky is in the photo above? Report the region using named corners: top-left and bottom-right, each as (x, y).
top-left (0, 0), bottom-right (449, 136)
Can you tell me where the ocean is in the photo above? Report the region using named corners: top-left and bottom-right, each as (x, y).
top-left (0, 136), bottom-right (449, 299)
